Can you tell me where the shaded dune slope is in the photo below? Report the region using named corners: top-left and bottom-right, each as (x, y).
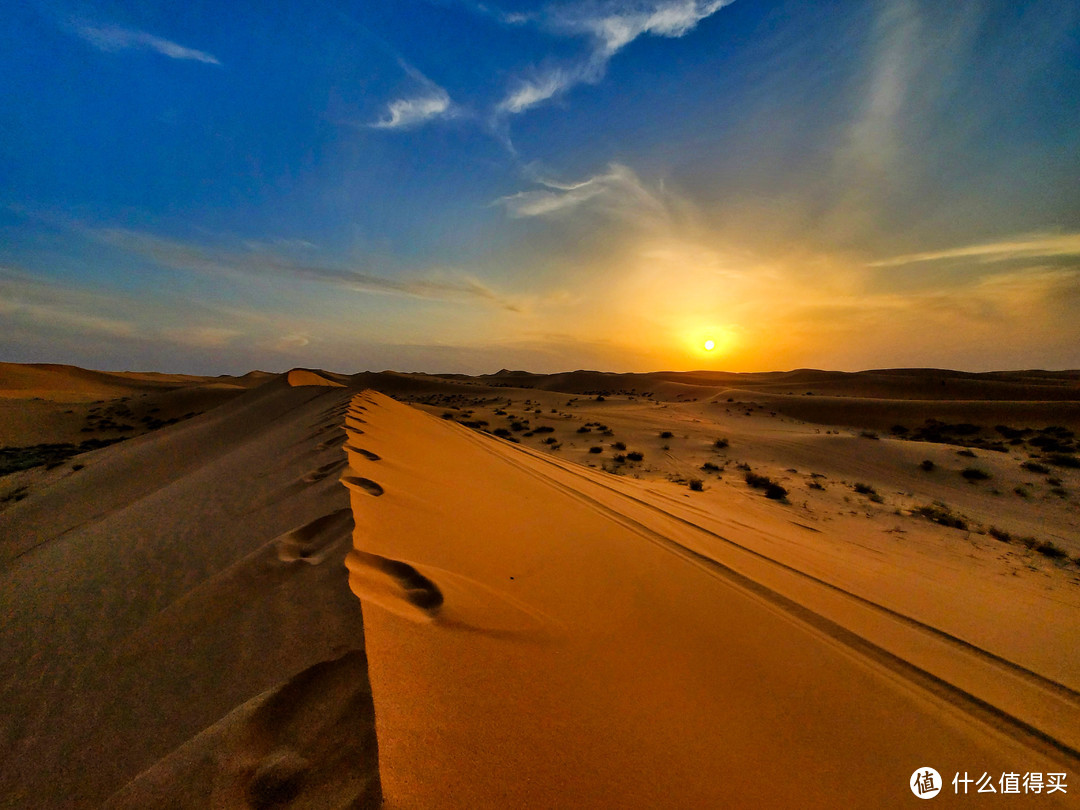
top-left (0, 372), bottom-right (379, 808)
top-left (344, 390), bottom-right (1078, 808)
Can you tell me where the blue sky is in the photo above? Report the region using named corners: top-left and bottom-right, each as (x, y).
top-left (2, 0), bottom-right (1079, 374)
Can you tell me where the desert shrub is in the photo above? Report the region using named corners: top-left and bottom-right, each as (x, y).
top-left (1029, 435), bottom-right (1074, 453)
top-left (493, 428), bottom-right (512, 438)
top-left (1036, 541), bottom-right (1067, 559)
top-left (441, 412), bottom-right (455, 419)
top-left (890, 425), bottom-right (908, 435)
top-left (542, 437), bottom-right (558, 445)
top-left (996, 425), bottom-right (1025, 439)
top-left (988, 527), bottom-right (1012, 543)
top-left (956, 449), bottom-right (976, 458)
top-left (1048, 453), bottom-right (1080, 469)
top-left (612, 441), bottom-right (626, 450)
top-left (613, 454), bottom-right (626, 463)
top-left (1050, 487), bottom-right (1067, 498)
top-left (659, 431), bottom-right (674, 439)
top-left (1013, 486), bottom-right (1029, 498)
top-left (744, 471), bottom-right (771, 489)
top-left (589, 446), bottom-right (603, 454)
top-left (1021, 461), bottom-right (1050, 474)
top-left (919, 460), bottom-right (936, 471)
top-left (701, 462), bottom-right (721, 472)
top-left (510, 421), bottom-right (528, 432)
top-left (626, 451), bottom-right (644, 462)
top-left (961, 467), bottom-right (990, 481)
top-left (576, 426), bottom-right (591, 434)
top-left (913, 503), bottom-right (967, 530)
top-left (765, 483), bottom-right (788, 500)
top-left (808, 480), bottom-right (825, 490)
top-left (860, 430), bottom-right (879, 440)
top-left (713, 438), bottom-right (729, 450)
top-left (745, 472), bottom-right (788, 499)
top-left (533, 425), bottom-right (555, 433)
top-left (688, 479), bottom-right (704, 491)
top-left (853, 482), bottom-right (877, 495)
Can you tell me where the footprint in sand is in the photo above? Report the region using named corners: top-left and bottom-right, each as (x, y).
top-left (275, 508), bottom-right (354, 564)
top-left (302, 458), bottom-right (347, 483)
top-left (340, 475), bottom-right (384, 497)
top-left (344, 550), bottom-right (444, 620)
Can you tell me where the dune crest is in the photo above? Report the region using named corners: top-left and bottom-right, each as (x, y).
top-left (285, 368), bottom-right (346, 388)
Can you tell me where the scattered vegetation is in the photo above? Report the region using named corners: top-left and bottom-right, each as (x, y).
top-left (1, 438), bottom-right (128, 477)
top-left (626, 451), bottom-right (644, 462)
top-left (659, 431), bottom-right (674, 439)
top-left (956, 449), bottom-right (976, 458)
top-left (919, 460), bottom-right (936, 472)
top-left (688, 479), bottom-right (704, 492)
top-left (701, 462), bottom-right (721, 473)
top-left (713, 438), bottom-right (729, 450)
top-left (588, 446), bottom-right (603, 454)
top-left (1021, 461), bottom-right (1050, 474)
top-left (961, 467), bottom-right (991, 481)
top-left (859, 430), bottom-right (879, 440)
top-left (1048, 453), bottom-right (1080, 469)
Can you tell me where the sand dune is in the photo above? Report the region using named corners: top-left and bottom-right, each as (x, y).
top-left (343, 390), bottom-right (1078, 808)
top-left (0, 373), bottom-right (378, 808)
top-left (2, 363), bottom-right (1078, 807)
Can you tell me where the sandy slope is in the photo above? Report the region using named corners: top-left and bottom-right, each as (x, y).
top-left (344, 390), bottom-right (1078, 808)
top-left (0, 373), bottom-right (379, 808)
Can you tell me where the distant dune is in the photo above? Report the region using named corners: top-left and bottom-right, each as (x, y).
top-left (1, 363), bottom-right (1077, 807)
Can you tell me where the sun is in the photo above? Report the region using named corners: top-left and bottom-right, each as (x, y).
top-left (703, 339), bottom-right (716, 351)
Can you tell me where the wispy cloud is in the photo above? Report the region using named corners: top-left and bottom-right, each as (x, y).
top-left (91, 228), bottom-right (524, 312)
top-left (868, 232), bottom-right (1080, 267)
top-left (74, 23), bottom-right (221, 65)
top-left (0, 268), bottom-right (138, 339)
top-left (496, 163), bottom-right (669, 227)
top-left (371, 63), bottom-right (455, 130)
top-left (496, 1), bottom-right (734, 115)
top-left (371, 87), bottom-right (453, 129)
top-left (565, 0), bottom-right (736, 56)
top-left (497, 69), bottom-right (573, 114)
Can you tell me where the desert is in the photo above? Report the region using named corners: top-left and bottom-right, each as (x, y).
top-left (2, 363), bottom-right (1078, 807)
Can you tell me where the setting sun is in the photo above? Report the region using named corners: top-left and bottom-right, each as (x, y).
top-left (703, 339), bottom-right (715, 351)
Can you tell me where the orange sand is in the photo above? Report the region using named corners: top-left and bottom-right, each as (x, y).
top-left (344, 390), bottom-right (1078, 808)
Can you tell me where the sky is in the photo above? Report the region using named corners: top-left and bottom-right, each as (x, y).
top-left (1, 0), bottom-right (1079, 375)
